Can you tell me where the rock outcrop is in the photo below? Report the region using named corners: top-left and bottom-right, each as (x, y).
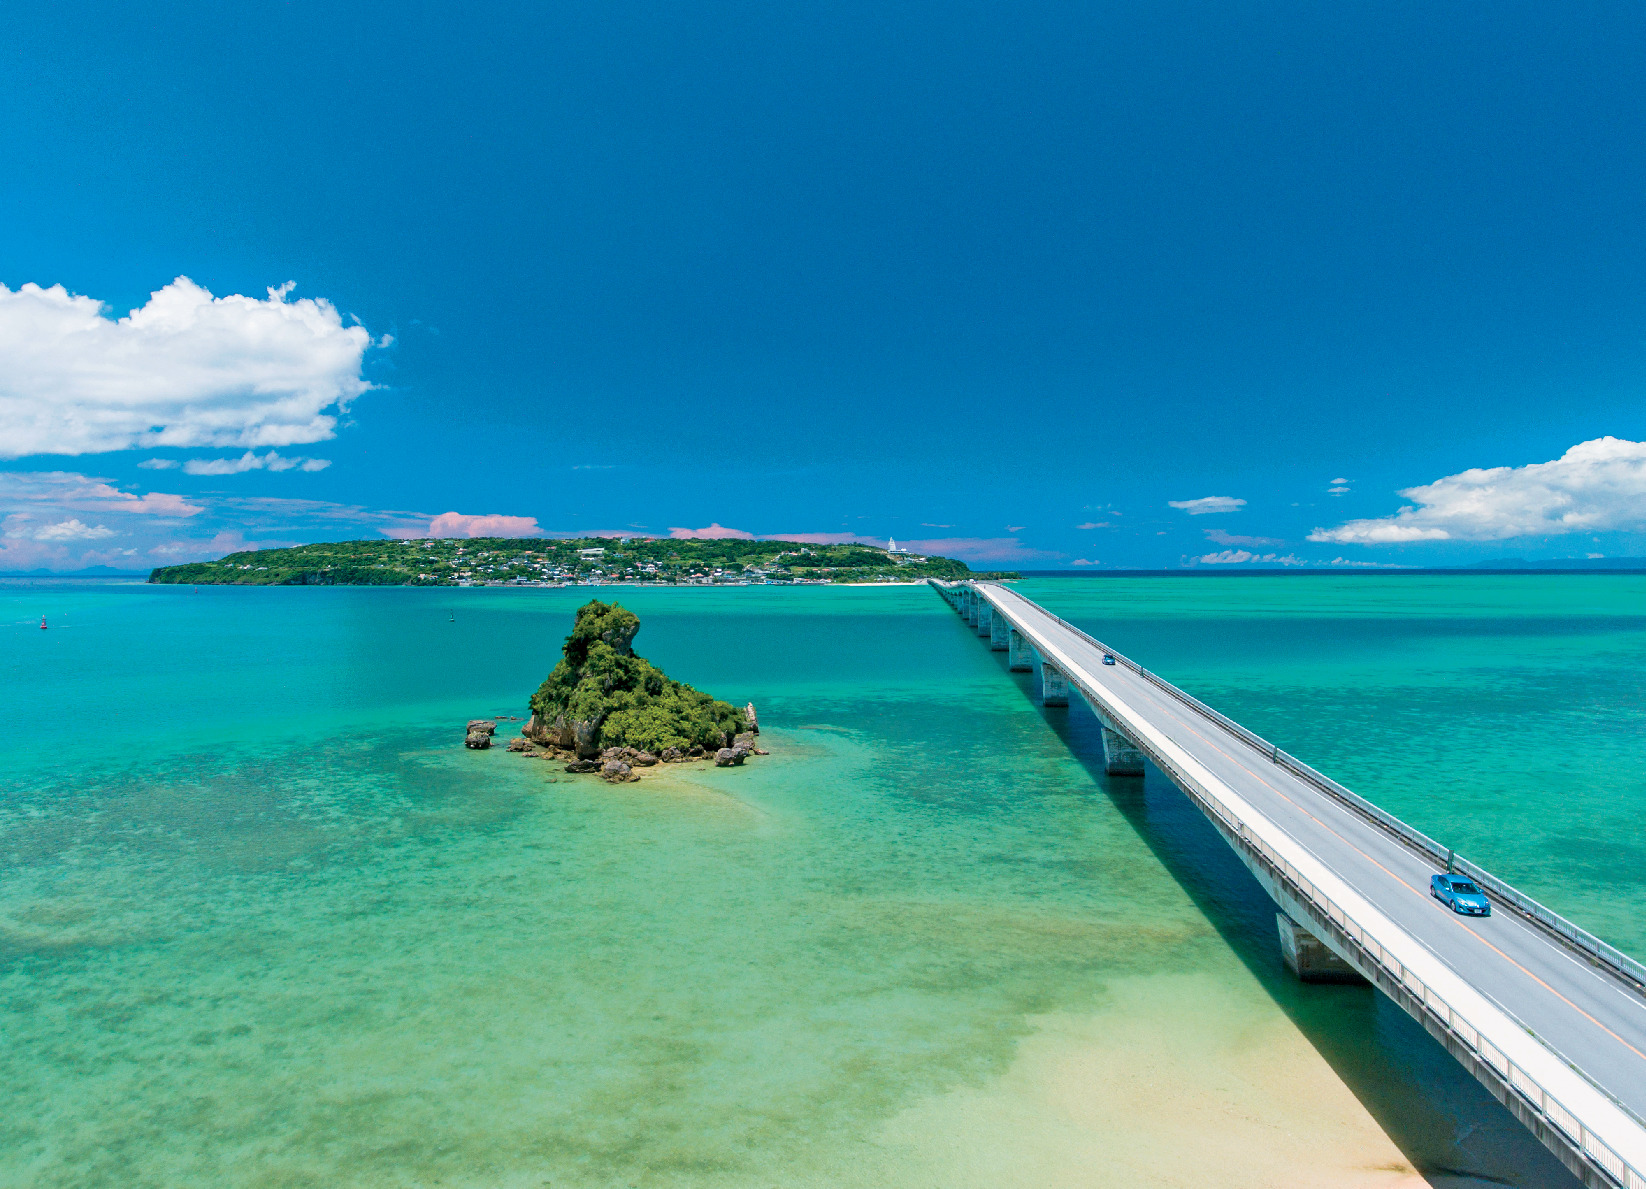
top-left (601, 759), bottom-right (639, 783)
top-left (484, 599), bottom-right (770, 780)
top-left (522, 599), bottom-right (748, 759)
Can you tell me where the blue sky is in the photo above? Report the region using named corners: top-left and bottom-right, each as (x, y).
top-left (4, 1), bottom-right (1646, 569)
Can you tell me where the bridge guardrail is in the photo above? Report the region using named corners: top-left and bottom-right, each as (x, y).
top-left (938, 579), bottom-right (1646, 1188)
top-left (951, 581), bottom-right (1646, 996)
top-left (1231, 809), bottom-right (1646, 1189)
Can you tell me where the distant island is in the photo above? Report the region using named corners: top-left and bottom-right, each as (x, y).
top-left (146, 536), bottom-right (1018, 586)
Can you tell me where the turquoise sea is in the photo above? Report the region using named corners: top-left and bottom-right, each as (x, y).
top-left (3, 574), bottom-right (1640, 1188)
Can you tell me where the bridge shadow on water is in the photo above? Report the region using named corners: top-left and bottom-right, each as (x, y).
top-left (992, 653), bottom-right (1582, 1189)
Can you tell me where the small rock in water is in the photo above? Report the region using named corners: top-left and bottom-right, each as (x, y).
top-left (733, 731), bottom-right (756, 751)
top-left (564, 758), bottom-right (599, 773)
top-left (659, 747), bottom-right (684, 763)
top-left (713, 747), bottom-right (748, 767)
top-left (633, 751), bottom-right (658, 766)
top-left (506, 737), bottom-right (528, 752)
top-left (601, 759), bottom-right (637, 783)
top-left (465, 730), bottom-right (492, 750)
top-left (745, 702), bottom-right (759, 734)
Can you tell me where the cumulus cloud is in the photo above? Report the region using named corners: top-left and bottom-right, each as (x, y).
top-left (1204, 528), bottom-right (1283, 546)
top-left (32, 518), bottom-right (115, 541)
top-left (669, 523), bottom-right (756, 540)
top-left (0, 277), bottom-right (379, 459)
top-left (383, 512), bottom-right (545, 539)
top-left (1190, 550), bottom-right (1306, 566)
top-left (1309, 438), bottom-right (1646, 544)
top-left (183, 451), bottom-right (331, 475)
top-left (1169, 496), bottom-right (1246, 515)
top-left (1075, 522), bottom-right (1110, 529)
top-left (1070, 558), bottom-right (1099, 566)
top-left (139, 458), bottom-right (180, 469)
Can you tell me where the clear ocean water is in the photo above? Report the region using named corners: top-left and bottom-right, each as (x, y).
top-left (3, 574), bottom-right (1638, 1188)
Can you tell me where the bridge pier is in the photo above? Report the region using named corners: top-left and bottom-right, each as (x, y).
top-left (1276, 914), bottom-right (1368, 984)
top-left (1099, 725), bottom-right (1146, 776)
top-left (1008, 629), bottom-right (1034, 671)
top-left (963, 592), bottom-right (979, 626)
top-left (1039, 660), bottom-right (1070, 706)
top-left (989, 610), bottom-right (1010, 650)
top-left (1079, 698), bottom-right (1147, 774)
top-left (976, 600), bottom-right (993, 637)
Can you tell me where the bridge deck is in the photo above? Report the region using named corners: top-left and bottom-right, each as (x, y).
top-left (968, 581), bottom-right (1646, 1174)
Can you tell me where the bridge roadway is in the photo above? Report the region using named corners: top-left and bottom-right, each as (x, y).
top-left (946, 580), bottom-right (1646, 1188)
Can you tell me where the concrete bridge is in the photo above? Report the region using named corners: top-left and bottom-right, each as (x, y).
top-left (937, 579), bottom-right (1646, 1189)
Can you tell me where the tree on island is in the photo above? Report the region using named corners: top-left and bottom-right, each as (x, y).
top-left (525, 600), bottom-right (747, 757)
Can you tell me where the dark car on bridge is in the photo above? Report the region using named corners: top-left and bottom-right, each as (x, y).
top-left (1101, 654), bottom-right (1116, 665)
top-left (1431, 873), bottom-right (1491, 916)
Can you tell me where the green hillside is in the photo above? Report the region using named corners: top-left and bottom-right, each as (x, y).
top-left (147, 536), bottom-right (1016, 586)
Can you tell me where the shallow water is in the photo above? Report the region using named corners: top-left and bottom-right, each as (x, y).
top-left (0, 577), bottom-right (1621, 1187)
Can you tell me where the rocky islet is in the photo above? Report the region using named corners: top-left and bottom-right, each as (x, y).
top-left (463, 599), bottom-right (766, 781)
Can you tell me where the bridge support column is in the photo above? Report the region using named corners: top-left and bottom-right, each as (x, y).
top-left (1276, 914), bottom-right (1367, 984)
top-left (1099, 726), bottom-right (1146, 776)
top-left (1039, 660), bottom-right (1069, 706)
top-left (1080, 699), bottom-right (1146, 774)
top-left (1008, 629), bottom-right (1033, 671)
top-left (976, 601), bottom-right (993, 637)
top-left (989, 612), bottom-right (1010, 650)
top-left (963, 592), bottom-right (978, 626)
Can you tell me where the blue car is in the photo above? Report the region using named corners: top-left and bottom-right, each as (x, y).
top-left (1101, 654), bottom-right (1116, 666)
top-left (1431, 873), bottom-right (1491, 916)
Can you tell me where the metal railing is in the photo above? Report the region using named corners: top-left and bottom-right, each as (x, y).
top-left (935, 579), bottom-right (1646, 1187)
top-left (950, 580), bottom-right (1646, 995)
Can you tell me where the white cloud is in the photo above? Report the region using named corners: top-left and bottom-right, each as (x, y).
top-left (1169, 496), bottom-right (1246, 515)
top-left (0, 471), bottom-right (203, 517)
top-left (1191, 550), bottom-right (1306, 566)
top-left (384, 511), bottom-right (545, 539)
top-left (183, 451), bottom-right (331, 475)
top-left (1075, 522), bottom-right (1110, 529)
top-left (1070, 558), bottom-right (1099, 566)
top-left (1309, 437), bottom-right (1646, 544)
top-left (32, 518), bottom-right (115, 541)
top-left (0, 277), bottom-right (379, 459)
top-left (668, 523), bottom-right (756, 540)
top-left (138, 458), bottom-right (180, 469)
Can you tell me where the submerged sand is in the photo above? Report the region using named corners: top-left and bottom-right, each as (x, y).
top-left (872, 971), bottom-right (1433, 1188)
